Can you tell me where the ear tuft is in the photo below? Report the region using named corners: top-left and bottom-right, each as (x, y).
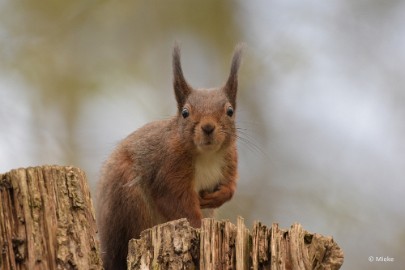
top-left (173, 42), bottom-right (191, 110)
top-left (224, 43), bottom-right (245, 108)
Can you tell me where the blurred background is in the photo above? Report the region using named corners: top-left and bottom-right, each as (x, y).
top-left (1, 1), bottom-right (404, 269)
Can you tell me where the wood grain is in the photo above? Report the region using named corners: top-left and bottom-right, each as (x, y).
top-left (0, 166), bottom-right (102, 270)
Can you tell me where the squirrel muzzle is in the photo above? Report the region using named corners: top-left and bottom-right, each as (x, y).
top-left (194, 118), bottom-right (224, 153)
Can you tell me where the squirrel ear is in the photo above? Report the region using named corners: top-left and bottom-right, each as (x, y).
top-left (173, 43), bottom-right (191, 110)
top-left (224, 43), bottom-right (244, 108)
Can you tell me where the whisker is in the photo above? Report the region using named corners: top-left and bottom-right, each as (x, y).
top-left (220, 128), bottom-right (268, 157)
top-left (237, 135), bottom-right (267, 156)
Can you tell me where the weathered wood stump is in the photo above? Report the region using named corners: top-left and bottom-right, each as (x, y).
top-left (127, 217), bottom-right (344, 270)
top-left (0, 165), bottom-right (344, 270)
top-left (0, 166), bottom-right (103, 270)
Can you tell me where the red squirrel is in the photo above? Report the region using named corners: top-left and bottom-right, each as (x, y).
top-left (96, 44), bottom-right (243, 270)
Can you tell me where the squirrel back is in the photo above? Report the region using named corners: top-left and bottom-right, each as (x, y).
top-left (97, 44), bottom-right (243, 270)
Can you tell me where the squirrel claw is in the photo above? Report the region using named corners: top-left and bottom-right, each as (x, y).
top-left (199, 186), bottom-right (233, 209)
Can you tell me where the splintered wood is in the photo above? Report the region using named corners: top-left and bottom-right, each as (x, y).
top-left (127, 218), bottom-right (199, 269)
top-left (0, 166), bottom-right (103, 270)
top-left (127, 217), bottom-right (344, 270)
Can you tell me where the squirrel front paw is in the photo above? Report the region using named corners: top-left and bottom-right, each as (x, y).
top-left (199, 185), bottom-right (234, 208)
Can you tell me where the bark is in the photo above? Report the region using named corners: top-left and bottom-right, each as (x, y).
top-left (128, 217), bottom-right (344, 270)
top-left (0, 165), bottom-right (102, 270)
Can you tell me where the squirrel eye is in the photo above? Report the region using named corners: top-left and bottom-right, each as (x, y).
top-left (226, 106), bottom-right (234, 117)
top-left (181, 108), bottom-right (190, 118)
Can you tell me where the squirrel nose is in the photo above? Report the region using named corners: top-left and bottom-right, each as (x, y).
top-left (201, 123), bottom-right (215, 135)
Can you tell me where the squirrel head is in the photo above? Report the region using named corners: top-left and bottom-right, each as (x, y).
top-left (172, 44), bottom-right (244, 154)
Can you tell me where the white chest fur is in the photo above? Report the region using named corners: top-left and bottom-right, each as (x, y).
top-left (194, 152), bottom-right (225, 192)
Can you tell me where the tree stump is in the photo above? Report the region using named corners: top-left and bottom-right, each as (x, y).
top-left (127, 217), bottom-right (344, 270)
top-left (0, 166), bottom-right (103, 270)
top-left (0, 165), bottom-right (344, 270)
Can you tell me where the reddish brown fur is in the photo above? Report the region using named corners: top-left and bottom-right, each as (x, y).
top-left (96, 44), bottom-right (243, 270)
